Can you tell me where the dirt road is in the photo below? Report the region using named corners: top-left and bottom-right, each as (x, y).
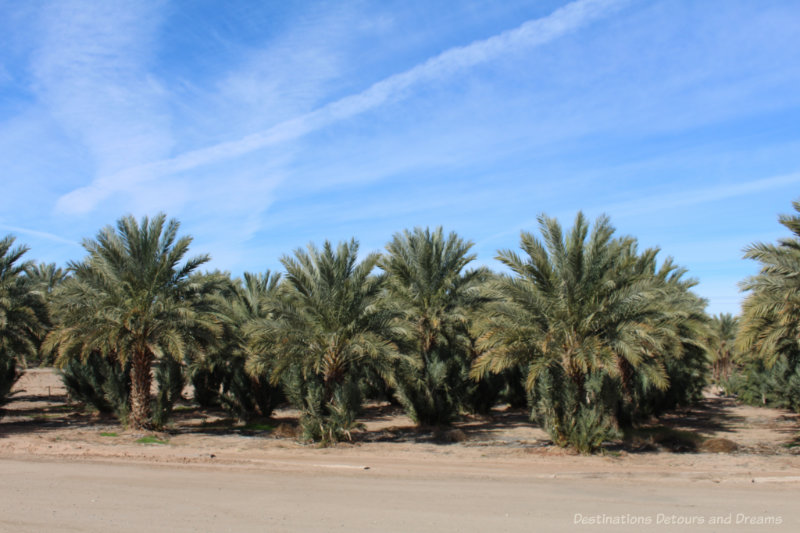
top-left (1, 458), bottom-right (798, 533)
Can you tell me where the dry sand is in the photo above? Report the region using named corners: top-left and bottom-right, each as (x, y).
top-left (2, 368), bottom-right (800, 532)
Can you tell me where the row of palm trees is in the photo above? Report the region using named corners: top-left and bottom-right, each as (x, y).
top-left (2, 203), bottom-right (796, 451)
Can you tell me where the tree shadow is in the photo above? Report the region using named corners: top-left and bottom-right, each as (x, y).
top-left (0, 408), bottom-right (116, 438)
top-left (655, 396), bottom-right (745, 437)
top-left (162, 402), bottom-right (299, 438)
top-left (355, 404), bottom-right (549, 446)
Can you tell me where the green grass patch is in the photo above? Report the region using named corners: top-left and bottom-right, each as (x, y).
top-left (100, 432), bottom-right (119, 437)
top-left (135, 435), bottom-right (169, 445)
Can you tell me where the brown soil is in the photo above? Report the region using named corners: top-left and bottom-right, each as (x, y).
top-left (2, 369), bottom-right (800, 532)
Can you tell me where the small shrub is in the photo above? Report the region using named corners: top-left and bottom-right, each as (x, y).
top-left (60, 351), bottom-right (130, 422)
top-left (393, 352), bottom-right (468, 426)
top-left (288, 374), bottom-right (364, 445)
top-left (563, 406), bottom-right (620, 455)
top-left (531, 368), bottom-right (619, 454)
top-left (724, 357), bottom-right (800, 411)
top-left (220, 359), bottom-right (281, 421)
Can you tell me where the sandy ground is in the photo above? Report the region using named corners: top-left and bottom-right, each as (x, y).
top-left (2, 368), bottom-right (800, 532)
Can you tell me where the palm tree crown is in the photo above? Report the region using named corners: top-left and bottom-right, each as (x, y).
top-left (474, 214), bottom-right (672, 388)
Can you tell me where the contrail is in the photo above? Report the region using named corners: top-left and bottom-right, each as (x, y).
top-left (57, 0), bottom-right (628, 214)
top-left (0, 224), bottom-right (78, 246)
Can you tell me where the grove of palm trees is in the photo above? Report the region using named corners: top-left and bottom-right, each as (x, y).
top-left (2, 203), bottom-right (799, 456)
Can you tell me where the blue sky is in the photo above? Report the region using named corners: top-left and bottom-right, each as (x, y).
top-left (1, 0), bottom-right (799, 315)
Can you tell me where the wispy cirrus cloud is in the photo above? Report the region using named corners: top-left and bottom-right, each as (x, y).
top-left (56, 0), bottom-right (628, 215)
top-left (32, 0), bottom-right (170, 179)
top-left (590, 172), bottom-right (800, 219)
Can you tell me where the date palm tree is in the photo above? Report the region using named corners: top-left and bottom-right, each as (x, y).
top-left (710, 313), bottom-right (738, 383)
top-left (25, 262), bottom-right (69, 365)
top-left (45, 214), bottom-right (223, 429)
top-left (380, 227), bottom-right (489, 425)
top-left (247, 239), bottom-right (400, 443)
top-left (471, 213), bottom-right (697, 449)
top-left (191, 270), bottom-right (283, 420)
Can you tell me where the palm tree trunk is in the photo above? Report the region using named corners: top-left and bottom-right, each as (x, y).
top-left (129, 349), bottom-right (153, 429)
top-left (615, 358), bottom-right (635, 428)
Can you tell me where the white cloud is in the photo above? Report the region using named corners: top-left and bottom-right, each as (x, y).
top-left (55, 0), bottom-right (628, 215)
top-left (32, 0), bottom-right (170, 179)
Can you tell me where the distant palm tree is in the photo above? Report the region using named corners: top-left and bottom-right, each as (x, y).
top-left (237, 271), bottom-right (282, 321)
top-left (738, 200), bottom-right (800, 366)
top-left (380, 227), bottom-right (488, 425)
top-left (1, 236), bottom-right (48, 407)
top-left (45, 214), bottom-right (223, 429)
top-left (25, 262), bottom-right (68, 294)
top-left (193, 270), bottom-right (283, 420)
top-left (247, 240), bottom-right (399, 443)
top-left (710, 313), bottom-right (738, 383)
top-left (25, 262), bottom-right (69, 364)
